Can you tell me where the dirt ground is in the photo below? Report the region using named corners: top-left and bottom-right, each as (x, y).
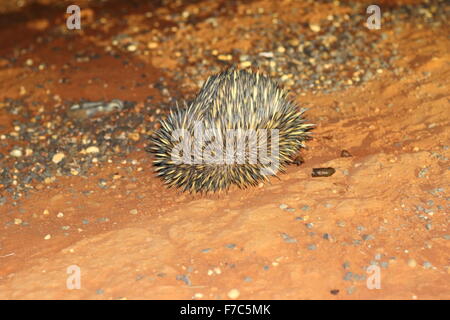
top-left (0, 0), bottom-right (449, 300)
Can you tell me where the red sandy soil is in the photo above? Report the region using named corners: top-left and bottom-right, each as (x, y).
top-left (0, 0), bottom-right (449, 299)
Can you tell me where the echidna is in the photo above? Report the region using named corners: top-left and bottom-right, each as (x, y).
top-left (149, 69), bottom-right (313, 193)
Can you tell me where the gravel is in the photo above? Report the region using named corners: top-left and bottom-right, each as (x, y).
top-left (0, 97), bottom-right (151, 204)
top-left (1, 0), bottom-right (447, 205)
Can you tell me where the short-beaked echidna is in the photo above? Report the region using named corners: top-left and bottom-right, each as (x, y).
top-left (149, 69), bottom-right (313, 193)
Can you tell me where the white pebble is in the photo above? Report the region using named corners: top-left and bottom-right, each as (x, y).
top-left (227, 289), bottom-right (240, 299)
top-left (259, 51), bottom-right (274, 58)
top-left (127, 44), bottom-right (137, 52)
top-left (309, 23), bottom-right (321, 32)
top-left (10, 149), bottom-right (23, 157)
top-left (407, 258), bottom-right (417, 268)
top-left (86, 146), bottom-right (100, 154)
top-left (52, 152), bottom-right (65, 164)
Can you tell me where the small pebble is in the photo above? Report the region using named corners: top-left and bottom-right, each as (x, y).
top-left (322, 233), bottom-right (331, 240)
top-left (127, 44), bottom-right (137, 52)
top-left (227, 289), bottom-right (240, 299)
top-left (86, 146), bottom-right (100, 154)
top-left (407, 259), bottom-right (417, 268)
top-left (52, 152), bottom-right (65, 164)
top-left (280, 232), bottom-right (297, 243)
top-left (330, 289), bottom-right (339, 295)
top-left (97, 179), bottom-right (107, 189)
top-left (362, 234), bottom-right (375, 241)
top-left (418, 167), bottom-right (428, 178)
top-left (309, 23), bottom-right (321, 32)
top-left (10, 149), bottom-right (23, 158)
top-left (340, 150), bottom-right (352, 157)
top-left (176, 274), bottom-right (192, 286)
top-left (312, 167), bottom-right (336, 177)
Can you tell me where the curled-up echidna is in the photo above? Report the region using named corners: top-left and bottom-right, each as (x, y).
top-left (149, 69), bottom-right (313, 193)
